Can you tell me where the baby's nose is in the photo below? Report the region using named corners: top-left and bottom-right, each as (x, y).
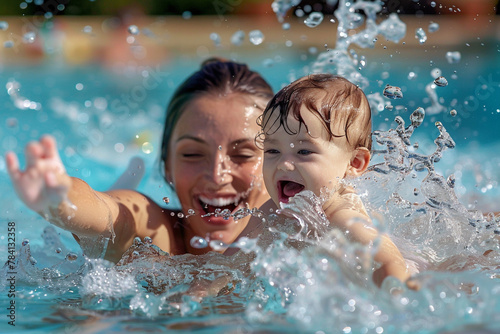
top-left (278, 160), bottom-right (295, 171)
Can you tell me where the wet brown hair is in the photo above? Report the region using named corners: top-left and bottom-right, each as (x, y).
top-left (160, 58), bottom-right (274, 181)
top-left (258, 73), bottom-right (372, 150)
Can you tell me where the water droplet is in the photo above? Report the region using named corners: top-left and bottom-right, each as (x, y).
top-left (290, 142), bottom-right (295, 148)
top-left (187, 209), bottom-right (195, 215)
top-left (55, 247), bottom-right (62, 254)
top-left (209, 240), bottom-right (228, 251)
top-left (383, 85), bottom-right (403, 99)
top-left (141, 142), bottom-right (153, 154)
top-left (163, 197), bottom-right (170, 204)
top-left (128, 25), bottom-right (139, 35)
top-left (66, 252), bottom-right (78, 261)
top-left (4, 40), bottom-right (14, 48)
top-left (82, 25), bottom-right (92, 34)
top-left (144, 236), bottom-right (153, 244)
top-left (434, 76), bottom-right (448, 87)
top-left (23, 31), bottom-right (36, 44)
top-left (428, 22), bottom-right (439, 33)
top-left (190, 236), bottom-right (208, 249)
top-left (415, 27), bottom-right (427, 44)
top-left (410, 107), bottom-right (425, 127)
top-left (210, 32), bottom-right (221, 46)
top-left (0, 21), bottom-right (9, 30)
top-left (218, 145), bottom-right (222, 150)
top-left (249, 30), bottom-right (264, 45)
top-left (450, 109), bottom-right (457, 117)
top-left (263, 58), bottom-right (274, 67)
top-left (304, 12), bottom-right (324, 28)
top-left (431, 68), bottom-right (442, 78)
top-left (408, 72), bottom-right (417, 80)
top-left (22, 239), bottom-right (29, 246)
top-left (445, 51), bottom-right (461, 64)
top-left (282, 22), bottom-right (291, 30)
top-left (182, 11), bottom-right (192, 19)
top-left (132, 250), bottom-right (140, 256)
top-left (177, 212), bottom-right (184, 218)
top-left (230, 30), bottom-right (245, 46)
top-left (413, 188), bottom-right (419, 196)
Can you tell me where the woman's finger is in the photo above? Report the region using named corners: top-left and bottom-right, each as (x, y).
top-left (40, 135), bottom-right (58, 159)
top-left (5, 152), bottom-right (20, 180)
top-left (25, 141), bottom-right (43, 168)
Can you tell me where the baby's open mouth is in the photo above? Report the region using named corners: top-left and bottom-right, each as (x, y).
top-left (278, 180), bottom-right (305, 203)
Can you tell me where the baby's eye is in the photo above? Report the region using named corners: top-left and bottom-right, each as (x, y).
top-left (298, 149), bottom-right (313, 155)
top-left (264, 149), bottom-right (280, 154)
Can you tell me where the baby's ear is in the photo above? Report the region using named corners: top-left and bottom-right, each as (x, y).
top-left (347, 147), bottom-right (370, 177)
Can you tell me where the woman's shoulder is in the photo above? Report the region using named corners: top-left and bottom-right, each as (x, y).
top-left (106, 189), bottom-right (186, 254)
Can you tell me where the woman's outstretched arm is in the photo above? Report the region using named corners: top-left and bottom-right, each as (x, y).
top-left (6, 135), bottom-right (174, 262)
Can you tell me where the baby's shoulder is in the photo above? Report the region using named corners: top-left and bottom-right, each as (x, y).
top-left (338, 192), bottom-right (368, 217)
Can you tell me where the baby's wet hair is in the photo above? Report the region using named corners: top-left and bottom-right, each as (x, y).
top-left (257, 73), bottom-right (372, 150)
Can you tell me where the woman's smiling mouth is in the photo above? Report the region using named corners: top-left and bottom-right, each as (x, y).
top-left (197, 194), bottom-right (246, 222)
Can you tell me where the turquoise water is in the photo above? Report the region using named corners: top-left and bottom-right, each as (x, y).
top-left (2, 4), bottom-right (500, 334)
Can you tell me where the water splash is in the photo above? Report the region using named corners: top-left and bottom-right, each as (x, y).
top-left (309, 0), bottom-right (407, 89)
top-left (271, 0), bottom-right (301, 23)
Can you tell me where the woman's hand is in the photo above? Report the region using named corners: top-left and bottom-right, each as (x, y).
top-left (5, 135), bottom-right (72, 213)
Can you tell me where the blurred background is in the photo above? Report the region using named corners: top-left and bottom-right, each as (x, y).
top-left (0, 0), bottom-right (499, 15)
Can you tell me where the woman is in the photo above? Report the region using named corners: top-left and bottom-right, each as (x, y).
top-left (5, 58), bottom-right (273, 262)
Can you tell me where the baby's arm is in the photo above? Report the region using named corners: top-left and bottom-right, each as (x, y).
top-left (330, 209), bottom-right (411, 286)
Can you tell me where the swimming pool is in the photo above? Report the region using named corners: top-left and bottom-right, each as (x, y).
top-left (1, 2), bottom-right (500, 333)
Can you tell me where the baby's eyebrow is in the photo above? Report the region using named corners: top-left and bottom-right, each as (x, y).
top-left (262, 137), bottom-right (279, 145)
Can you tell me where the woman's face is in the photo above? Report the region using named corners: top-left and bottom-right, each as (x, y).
top-left (166, 93), bottom-right (269, 252)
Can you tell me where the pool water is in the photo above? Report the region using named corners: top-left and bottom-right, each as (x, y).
top-left (2, 2), bottom-right (500, 333)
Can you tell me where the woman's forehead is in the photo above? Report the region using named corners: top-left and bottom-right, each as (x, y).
top-left (172, 95), bottom-right (262, 142)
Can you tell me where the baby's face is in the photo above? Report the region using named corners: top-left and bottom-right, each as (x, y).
top-left (262, 103), bottom-right (353, 205)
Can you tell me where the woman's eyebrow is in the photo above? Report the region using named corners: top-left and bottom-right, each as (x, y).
top-left (176, 135), bottom-right (205, 144)
top-left (230, 138), bottom-right (254, 146)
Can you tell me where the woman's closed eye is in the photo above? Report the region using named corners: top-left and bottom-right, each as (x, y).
top-left (182, 152), bottom-right (204, 159)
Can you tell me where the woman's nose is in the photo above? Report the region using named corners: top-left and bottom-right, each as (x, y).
top-left (207, 153), bottom-right (232, 184)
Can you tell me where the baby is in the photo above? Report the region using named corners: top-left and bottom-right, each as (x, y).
top-left (240, 73), bottom-right (411, 287)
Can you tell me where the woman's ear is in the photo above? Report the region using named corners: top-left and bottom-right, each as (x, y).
top-left (347, 147), bottom-right (370, 177)
top-left (163, 161), bottom-right (174, 187)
